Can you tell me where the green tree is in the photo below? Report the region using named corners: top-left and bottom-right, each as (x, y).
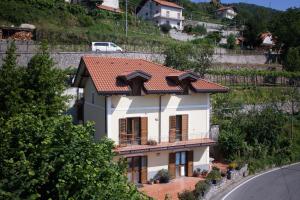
top-left (285, 46), bottom-right (300, 72)
top-left (165, 43), bottom-right (213, 77)
top-left (23, 43), bottom-right (69, 117)
top-left (0, 42), bottom-right (24, 118)
top-left (218, 129), bottom-right (244, 159)
top-left (227, 34), bottom-right (236, 49)
top-left (0, 115), bottom-right (144, 200)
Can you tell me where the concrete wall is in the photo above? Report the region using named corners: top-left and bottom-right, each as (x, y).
top-left (107, 93), bottom-right (210, 144)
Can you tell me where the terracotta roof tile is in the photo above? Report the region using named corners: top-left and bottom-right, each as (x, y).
top-left (78, 56), bottom-right (228, 94)
top-left (96, 4), bottom-right (122, 13)
top-left (153, 0), bottom-right (183, 9)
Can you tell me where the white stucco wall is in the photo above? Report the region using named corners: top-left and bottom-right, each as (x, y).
top-left (84, 78), bottom-right (106, 140)
top-left (102, 0), bottom-right (119, 9)
top-left (108, 93), bottom-right (210, 144)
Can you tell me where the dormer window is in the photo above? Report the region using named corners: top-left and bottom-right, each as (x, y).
top-left (117, 70), bottom-right (152, 96)
top-left (167, 71), bottom-right (200, 94)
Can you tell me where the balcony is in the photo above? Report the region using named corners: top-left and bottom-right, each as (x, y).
top-left (115, 138), bottom-right (216, 155)
top-left (153, 13), bottom-right (185, 20)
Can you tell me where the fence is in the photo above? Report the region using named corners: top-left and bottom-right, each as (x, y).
top-left (205, 74), bottom-right (300, 87)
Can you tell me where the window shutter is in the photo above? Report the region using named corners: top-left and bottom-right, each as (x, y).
top-left (168, 153), bottom-right (176, 179)
top-left (119, 118), bottom-right (127, 146)
top-left (187, 151), bottom-right (193, 177)
top-left (169, 116), bottom-right (176, 143)
top-left (140, 117), bottom-right (148, 145)
top-left (141, 156), bottom-right (148, 184)
top-left (182, 114), bottom-right (189, 141)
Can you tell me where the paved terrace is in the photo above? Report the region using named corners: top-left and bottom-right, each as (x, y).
top-left (139, 177), bottom-right (205, 200)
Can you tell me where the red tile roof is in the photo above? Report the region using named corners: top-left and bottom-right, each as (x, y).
top-left (217, 6), bottom-right (235, 12)
top-left (153, 0), bottom-right (183, 9)
top-left (74, 56), bottom-right (228, 94)
top-left (96, 4), bottom-right (122, 13)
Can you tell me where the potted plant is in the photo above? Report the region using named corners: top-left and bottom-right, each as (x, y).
top-left (148, 178), bottom-right (154, 185)
top-left (147, 139), bottom-right (158, 146)
top-left (193, 168), bottom-right (201, 177)
top-left (201, 169), bottom-right (208, 177)
top-left (154, 169), bottom-right (171, 183)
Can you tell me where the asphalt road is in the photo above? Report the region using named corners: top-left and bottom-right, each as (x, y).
top-left (223, 163), bottom-right (300, 200)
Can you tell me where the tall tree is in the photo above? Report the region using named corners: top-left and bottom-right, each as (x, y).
top-left (23, 43), bottom-right (68, 117)
top-left (0, 42), bottom-right (24, 118)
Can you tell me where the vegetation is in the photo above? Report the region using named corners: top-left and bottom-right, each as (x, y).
top-left (227, 34), bottom-right (236, 49)
top-left (183, 24), bottom-right (207, 36)
top-left (160, 23), bottom-right (172, 34)
top-left (0, 43), bottom-right (146, 199)
top-left (285, 46), bottom-right (300, 72)
top-left (165, 42), bottom-right (213, 77)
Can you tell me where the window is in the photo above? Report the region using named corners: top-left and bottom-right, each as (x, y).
top-left (166, 11), bottom-right (170, 17)
top-left (146, 12), bottom-right (148, 16)
top-left (110, 43), bottom-right (117, 47)
top-left (175, 115), bottom-right (182, 141)
top-left (126, 118), bottom-right (141, 145)
top-left (175, 151), bottom-right (187, 177)
top-left (166, 20), bottom-right (170, 25)
top-left (177, 12), bottom-right (180, 19)
top-left (95, 43), bottom-right (108, 46)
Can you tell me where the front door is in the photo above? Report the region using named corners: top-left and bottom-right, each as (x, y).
top-left (175, 151), bottom-right (187, 177)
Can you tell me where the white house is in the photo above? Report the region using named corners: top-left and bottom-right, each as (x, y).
top-left (137, 0), bottom-right (184, 30)
top-left (96, 0), bottom-right (122, 13)
top-left (259, 32), bottom-right (275, 47)
top-left (216, 6), bottom-right (237, 20)
top-left (73, 56), bottom-right (228, 184)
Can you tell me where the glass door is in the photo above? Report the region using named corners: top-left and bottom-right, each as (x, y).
top-left (175, 152), bottom-right (187, 177)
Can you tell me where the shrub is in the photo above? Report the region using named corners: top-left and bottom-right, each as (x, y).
top-left (178, 190), bottom-right (196, 200)
top-left (183, 25), bottom-right (193, 33)
top-left (78, 15), bottom-right (94, 27)
top-left (154, 169), bottom-right (171, 183)
top-left (160, 23), bottom-right (172, 34)
top-left (228, 161), bottom-right (238, 170)
top-left (201, 169), bottom-right (208, 176)
top-left (206, 170), bottom-right (222, 183)
top-left (227, 34), bottom-right (236, 49)
top-left (194, 181), bottom-right (210, 198)
top-left (212, 166), bottom-right (220, 171)
top-left (193, 25), bottom-right (207, 35)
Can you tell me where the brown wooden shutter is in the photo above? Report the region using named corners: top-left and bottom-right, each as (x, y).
top-left (119, 118), bottom-right (127, 146)
top-left (169, 116), bottom-right (176, 143)
top-left (187, 151), bottom-right (194, 177)
top-left (182, 114), bottom-right (189, 141)
top-left (168, 153), bottom-right (176, 179)
top-left (141, 156), bottom-right (148, 184)
top-left (140, 117), bottom-right (148, 145)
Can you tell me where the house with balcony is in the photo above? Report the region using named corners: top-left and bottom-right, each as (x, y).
top-left (216, 6), bottom-right (237, 20)
top-left (73, 56), bottom-right (228, 184)
top-left (137, 0), bottom-right (184, 30)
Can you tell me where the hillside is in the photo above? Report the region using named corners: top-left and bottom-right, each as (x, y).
top-left (0, 0), bottom-right (177, 50)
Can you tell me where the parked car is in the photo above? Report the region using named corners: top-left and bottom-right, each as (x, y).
top-left (91, 42), bottom-right (123, 52)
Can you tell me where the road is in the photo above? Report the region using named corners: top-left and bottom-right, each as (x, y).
top-left (223, 163), bottom-right (300, 200)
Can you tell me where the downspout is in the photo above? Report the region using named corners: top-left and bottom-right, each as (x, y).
top-left (104, 96), bottom-right (107, 134)
top-left (158, 95), bottom-right (162, 144)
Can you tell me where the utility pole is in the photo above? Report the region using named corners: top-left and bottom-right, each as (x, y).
top-left (125, 0), bottom-right (128, 37)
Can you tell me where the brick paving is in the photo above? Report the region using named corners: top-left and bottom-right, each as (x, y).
top-left (139, 177), bottom-right (205, 200)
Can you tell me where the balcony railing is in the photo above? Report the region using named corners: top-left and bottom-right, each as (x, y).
top-left (115, 136), bottom-right (216, 155)
top-left (153, 13), bottom-right (184, 20)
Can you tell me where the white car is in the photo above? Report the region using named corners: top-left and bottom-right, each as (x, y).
top-left (91, 42), bottom-right (123, 52)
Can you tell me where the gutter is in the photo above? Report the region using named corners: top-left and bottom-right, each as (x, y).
top-left (158, 95), bottom-right (162, 143)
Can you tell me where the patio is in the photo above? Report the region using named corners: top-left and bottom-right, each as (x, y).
top-left (139, 177), bottom-right (205, 200)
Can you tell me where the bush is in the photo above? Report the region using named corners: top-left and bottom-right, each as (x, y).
top-left (154, 169), bottom-right (171, 183)
top-left (78, 15), bottom-right (94, 27)
top-left (206, 170), bottom-right (222, 183)
top-left (178, 190), bottom-right (196, 200)
top-left (228, 162), bottom-right (238, 170)
top-left (194, 181), bottom-right (210, 198)
top-left (212, 166), bottom-right (220, 171)
top-left (183, 25), bottom-right (193, 33)
top-left (160, 23), bottom-right (172, 34)
top-left (193, 25), bottom-right (207, 35)
top-left (227, 34), bottom-right (236, 49)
